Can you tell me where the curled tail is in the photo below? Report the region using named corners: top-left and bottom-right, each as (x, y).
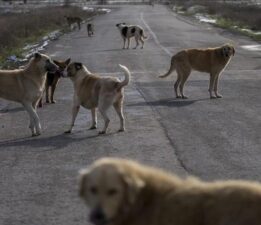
top-left (118, 64), bottom-right (131, 88)
top-left (159, 58), bottom-right (176, 78)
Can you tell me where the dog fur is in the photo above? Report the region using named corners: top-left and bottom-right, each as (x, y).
top-left (116, 23), bottom-right (148, 49)
top-left (65, 16), bottom-right (82, 30)
top-left (87, 23), bottom-right (94, 37)
top-left (0, 53), bottom-right (58, 136)
top-left (79, 157), bottom-right (261, 225)
top-left (39, 58), bottom-right (70, 107)
top-left (159, 44), bottom-right (235, 99)
top-left (64, 63), bottom-right (130, 134)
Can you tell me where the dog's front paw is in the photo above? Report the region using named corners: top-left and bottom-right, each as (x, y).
top-left (98, 131), bottom-right (106, 135)
top-left (118, 128), bottom-right (125, 132)
top-left (182, 96), bottom-right (188, 99)
top-left (32, 132), bottom-right (41, 137)
top-left (51, 100), bottom-right (56, 104)
top-left (215, 94), bottom-right (223, 98)
top-left (176, 95), bottom-right (182, 99)
top-left (210, 96), bottom-right (217, 99)
top-left (64, 130), bottom-right (72, 134)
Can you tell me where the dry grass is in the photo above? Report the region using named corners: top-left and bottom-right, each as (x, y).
top-left (173, 0), bottom-right (261, 31)
top-left (0, 6), bottom-right (96, 63)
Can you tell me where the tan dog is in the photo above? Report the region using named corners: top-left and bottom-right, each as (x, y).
top-left (65, 16), bottom-right (82, 30)
top-left (79, 157), bottom-right (261, 225)
top-left (64, 63), bottom-right (130, 134)
top-left (0, 53), bottom-right (58, 136)
top-left (159, 44), bottom-right (235, 99)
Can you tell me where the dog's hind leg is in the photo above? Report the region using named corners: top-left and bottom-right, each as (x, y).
top-left (214, 73), bottom-right (222, 98)
top-left (113, 98), bottom-right (125, 132)
top-left (98, 97), bottom-right (113, 134)
top-left (139, 37), bottom-right (144, 49)
top-left (209, 73), bottom-right (217, 99)
top-left (174, 75), bottom-right (181, 98)
top-left (133, 36), bottom-right (139, 49)
top-left (178, 67), bottom-right (191, 99)
top-left (23, 102), bottom-right (41, 136)
top-left (89, 108), bottom-right (97, 130)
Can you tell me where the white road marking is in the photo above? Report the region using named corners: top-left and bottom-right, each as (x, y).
top-left (140, 12), bottom-right (172, 57)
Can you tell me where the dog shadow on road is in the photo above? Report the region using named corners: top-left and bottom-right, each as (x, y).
top-left (128, 97), bottom-right (209, 108)
top-left (0, 132), bottom-right (100, 151)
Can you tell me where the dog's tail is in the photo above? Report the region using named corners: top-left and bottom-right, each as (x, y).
top-left (140, 29), bottom-right (148, 40)
top-left (159, 57), bottom-right (175, 78)
top-left (118, 64), bottom-right (131, 88)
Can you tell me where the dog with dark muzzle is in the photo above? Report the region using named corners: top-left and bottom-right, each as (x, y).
top-left (38, 58), bottom-right (70, 107)
top-left (116, 23), bottom-right (148, 49)
top-left (0, 53), bottom-right (58, 136)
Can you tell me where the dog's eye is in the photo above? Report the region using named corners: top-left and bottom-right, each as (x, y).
top-left (90, 186), bottom-right (98, 195)
top-left (107, 189), bottom-right (118, 196)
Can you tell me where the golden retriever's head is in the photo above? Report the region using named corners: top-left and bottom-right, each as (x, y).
top-left (221, 44), bottom-right (235, 57)
top-left (79, 158), bottom-right (145, 225)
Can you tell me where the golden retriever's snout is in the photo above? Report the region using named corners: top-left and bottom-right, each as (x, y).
top-left (90, 207), bottom-right (107, 225)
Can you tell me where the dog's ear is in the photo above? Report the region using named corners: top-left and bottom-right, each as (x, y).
top-left (74, 62), bottom-right (82, 71)
top-left (78, 169), bottom-right (89, 198)
top-left (122, 171), bottom-right (145, 205)
top-left (34, 52), bottom-right (42, 61)
top-left (65, 58), bottom-right (71, 65)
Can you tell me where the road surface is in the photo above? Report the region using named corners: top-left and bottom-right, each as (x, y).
top-left (0, 5), bottom-right (261, 225)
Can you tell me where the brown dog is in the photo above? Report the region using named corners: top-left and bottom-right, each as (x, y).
top-left (39, 58), bottom-right (70, 107)
top-left (64, 63), bottom-right (130, 134)
top-left (65, 16), bottom-right (82, 30)
top-left (0, 53), bottom-right (58, 136)
top-left (159, 43), bottom-right (235, 99)
top-left (79, 157), bottom-right (261, 225)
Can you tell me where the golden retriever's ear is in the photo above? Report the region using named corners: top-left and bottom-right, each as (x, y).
top-left (78, 169), bottom-right (89, 198)
top-left (122, 173), bottom-right (145, 204)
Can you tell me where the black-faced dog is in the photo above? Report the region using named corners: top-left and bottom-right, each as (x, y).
top-left (116, 23), bottom-right (148, 49)
top-left (39, 58), bottom-right (70, 107)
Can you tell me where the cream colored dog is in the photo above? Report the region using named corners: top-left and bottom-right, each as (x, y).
top-left (79, 157), bottom-right (261, 225)
top-left (0, 53), bottom-right (58, 136)
top-left (159, 44), bottom-right (235, 99)
top-left (65, 63), bottom-right (130, 134)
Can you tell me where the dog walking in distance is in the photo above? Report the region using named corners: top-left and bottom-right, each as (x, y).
top-left (0, 53), bottom-right (58, 136)
top-left (38, 58), bottom-right (70, 107)
top-left (116, 23), bottom-right (148, 49)
top-left (79, 157), bottom-right (261, 225)
top-left (87, 23), bottom-right (94, 37)
top-left (65, 16), bottom-right (82, 30)
top-left (64, 62), bottom-right (130, 134)
top-left (159, 43), bottom-right (235, 99)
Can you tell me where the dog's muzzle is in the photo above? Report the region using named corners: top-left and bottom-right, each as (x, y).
top-left (89, 207), bottom-right (108, 225)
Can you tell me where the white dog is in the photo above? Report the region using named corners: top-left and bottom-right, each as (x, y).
top-left (116, 23), bottom-right (148, 49)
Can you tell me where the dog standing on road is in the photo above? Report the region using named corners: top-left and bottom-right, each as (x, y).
top-left (159, 44), bottom-right (235, 99)
top-left (87, 23), bottom-right (94, 37)
top-left (0, 53), bottom-right (58, 136)
top-left (116, 23), bottom-right (148, 49)
top-left (79, 157), bottom-right (261, 225)
top-left (39, 58), bottom-right (70, 107)
top-left (65, 16), bottom-right (83, 30)
top-left (64, 62), bottom-right (130, 134)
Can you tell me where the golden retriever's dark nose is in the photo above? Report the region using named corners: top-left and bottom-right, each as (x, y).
top-left (90, 207), bottom-right (106, 225)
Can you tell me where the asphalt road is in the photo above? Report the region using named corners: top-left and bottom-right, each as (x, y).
top-left (0, 5), bottom-right (261, 225)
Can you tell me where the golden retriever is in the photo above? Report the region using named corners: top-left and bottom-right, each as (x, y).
top-left (79, 157), bottom-right (261, 225)
top-left (0, 53), bottom-right (58, 136)
top-left (64, 63), bottom-right (130, 134)
top-left (159, 43), bottom-right (235, 99)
